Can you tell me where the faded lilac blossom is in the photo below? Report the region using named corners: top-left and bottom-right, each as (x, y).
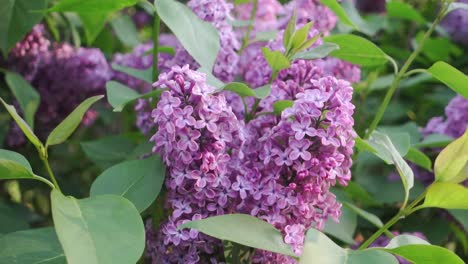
top-left (441, 0), bottom-right (468, 45)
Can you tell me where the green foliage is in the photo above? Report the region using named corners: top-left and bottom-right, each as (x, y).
top-left (4, 72), bottom-right (40, 129)
top-left (0, 98), bottom-right (42, 149)
top-left (112, 64), bottom-right (153, 84)
top-left (110, 15), bottom-right (140, 47)
top-left (81, 135), bottom-right (136, 169)
top-left (300, 228), bottom-right (398, 263)
top-left (291, 43), bottom-right (340, 60)
top-left (426, 61), bottom-right (468, 99)
top-left (405, 147), bottom-right (432, 172)
top-left (51, 190), bottom-right (145, 264)
top-left (273, 100), bottom-right (294, 115)
top-left (386, 1), bottom-right (426, 24)
top-left (324, 34), bottom-right (391, 66)
top-left (261, 47), bottom-right (291, 73)
top-left (434, 129), bottom-right (468, 183)
top-left (387, 245), bottom-right (465, 264)
top-left (155, 0), bottom-right (220, 70)
top-left (179, 214), bottom-right (297, 257)
top-left (90, 156), bottom-right (166, 212)
top-left (367, 131), bottom-right (414, 207)
top-left (0, 0), bottom-right (48, 56)
top-left (323, 205), bottom-right (357, 244)
top-left (0, 228), bottom-right (65, 264)
top-left (319, 0), bottom-right (357, 29)
top-left (421, 182), bottom-right (468, 210)
top-left (46, 95), bottom-right (103, 147)
top-left (48, 0), bottom-right (140, 43)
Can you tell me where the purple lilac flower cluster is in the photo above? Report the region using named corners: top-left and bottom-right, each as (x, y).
top-left (441, 0), bottom-right (468, 45)
top-left (145, 62), bottom-right (356, 263)
top-left (354, 0), bottom-right (386, 14)
top-left (5, 27), bottom-right (111, 146)
top-left (146, 65), bottom-right (245, 263)
top-left (112, 34), bottom-right (198, 134)
top-left (360, 231), bottom-right (427, 264)
top-left (188, 0), bottom-right (241, 82)
top-left (7, 25), bottom-right (50, 82)
top-left (281, 0), bottom-right (337, 34)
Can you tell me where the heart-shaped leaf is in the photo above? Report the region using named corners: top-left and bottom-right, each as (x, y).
top-left (51, 190), bottom-right (145, 264)
top-left (90, 156), bottom-right (166, 212)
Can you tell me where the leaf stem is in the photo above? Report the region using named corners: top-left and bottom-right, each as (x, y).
top-left (40, 155), bottom-right (61, 192)
top-left (358, 190), bottom-right (427, 249)
top-left (152, 10), bottom-right (161, 83)
top-left (363, 6), bottom-right (448, 140)
top-left (240, 0), bottom-right (258, 53)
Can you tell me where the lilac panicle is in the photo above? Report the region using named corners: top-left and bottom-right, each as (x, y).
top-left (7, 25), bottom-right (50, 82)
top-left (5, 28), bottom-right (111, 146)
top-left (235, 0), bottom-right (284, 33)
top-left (281, 0), bottom-right (337, 34)
top-left (146, 65), bottom-right (245, 263)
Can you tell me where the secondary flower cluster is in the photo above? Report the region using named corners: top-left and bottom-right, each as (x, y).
top-left (5, 26), bottom-right (111, 146)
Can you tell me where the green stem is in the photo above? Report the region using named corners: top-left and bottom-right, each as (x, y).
top-left (358, 190), bottom-right (427, 249)
top-left (363, 6), bottom-right (448, 140)
top-left (240, 0), bottom-right (258, 53)
top-left (40, 156), bottom-right (61, 192)
top-left (152, 11), bottom-right (161, 83)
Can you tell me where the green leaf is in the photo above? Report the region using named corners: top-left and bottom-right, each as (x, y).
top-left (300, 228), bottom-right (398, 264)
top-left (110, 14), bottom-right (140, 47)
top-left (90, 156), bottom-right (165, 212)
top-left (324, 34), bottom-right (390, 67)
top-left (198, 66), bottom-right (225, 90)
top-left (51, 190), bottom-right (145, 264)
top-left (106, 81), bottom-right (141, 112)
top-left (413, 134), bottom-right (453, 148)
top-left (386, 245), bottom-right (464, 264)
top-left (155, 0), bottom-right (220, 70)
top-left (0, 228), bottom-right (65, 264)
top-left (273, 100), bottom-right (294, 115)
top-left (340, 0), bottom-right (378, 36)
top-left (252, 30), bottom-right (279, 43)
top-left (81, 136), bottom-right (135, 169)
top-left (253, 84), bottom-right (272, 99)
top-left (112, 63), bottom-right (153, 84)
top-left (223, 82), bottom-right (255, 97)
top-left (283, 12), bottom-right (297, 50)
top-left (46, 95), bottom-right (103, 147)
top-left (0, 149), bottom-right (32, 172)
top-left (426, 61), bottom-right (468, 99)
top-left (386, 1), bottom-right (426, 24)
top-left (106, 81), bottom-right (164, 112)
top-left (422, 182), bottom-right (468, 210)
top-left (0, 97), bottom-right (42, 149)
top-left (0, 202), bottom-right (30, 234)
top-left (367, 131), bottom-right (411, 163)
top-left (384, 234), bottom-right (430, 249)
top-left (405, 147), bottom-right (432, 171)
top-left (0, 0), bottom-right (47, 56)
top-left (291, 43), bottom-right (340, 61)
top-left (319, 0), bottom-right (357, 28)
top-left (344, 202), bottom-right (383, 228)
top-left (449, 210), bottom-right (468, 231)
top-left (48, 0), bottom-right (140, 44)
top-left (434, 129), bottom-right (468, 183)
top-left (368, 131), bottom-right (414, 207)
top-left (5, 72), bottom-right (40, 129)
top-left (290, 22), bottom-right (313, 51)
top-left (323, 205), bottom-right (357, 244)
top-left (0, 158), bottom-right (52, 187)
top-left (261, 47), bottom-right (291, 72)
top-left (179, 214), bottom-right (296, 257)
